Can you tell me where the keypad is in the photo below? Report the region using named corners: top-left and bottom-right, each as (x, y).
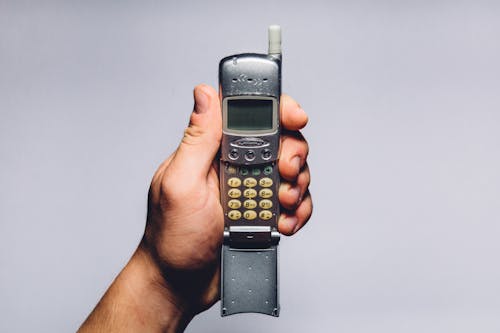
top-left (225, 164), bottom-right (276, 223)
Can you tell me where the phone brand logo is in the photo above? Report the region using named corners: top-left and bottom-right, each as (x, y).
top-left (234, 74), bottom-right (268, 86)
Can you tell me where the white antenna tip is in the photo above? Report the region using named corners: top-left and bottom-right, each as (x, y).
top-left (268, 25), bottom-right (281, 55)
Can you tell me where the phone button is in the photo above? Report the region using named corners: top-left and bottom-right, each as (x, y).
top-left (259, 199), bottom-right (273, 209)
top-left (228, 188), bottom-right (242, 198)
top-left (227, 177), bottom-right (241, 187)
top-left (259, 188), bottom-right (273, 198)
top-left (228, 210), bottom-right (242, 220)
top-left (243, 210), bottom-right (257, 220)
top-left (228, 199), bottom-right (242, 209)
top-left (243, 177), bottom-right (257, 187)
top-left (226, 165), bottom-right (237, 174)
top-left (259, 210), bottom-right (273, 220)
top-left (243, 199), bottom-right (257, 209)
top-left (251, 168), bottom-right (261, 176)
top-left (240, 167), bottom-right (249, 176)
top-left (262, 149), bottom-right (272, 160)
top-left (245, 150), bottom-right (256, 161)
top-left (229, 149), bottom-right (239, 160)
top-left (263, 166), bottom-right (273, 175)
top-left (259, 177), bottom-right (273, 187)
top-left (243, 188), bottom-right (257, 198)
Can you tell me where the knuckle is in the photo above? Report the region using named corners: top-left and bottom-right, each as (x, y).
top-left (303, 194), bottom-right (313, 222)
top-left (182, 125), bottom-right (204, 146)
top-left (299, 165), bottom-right (311, 187)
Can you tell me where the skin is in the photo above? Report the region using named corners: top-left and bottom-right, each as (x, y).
top-left (78, 84), bottom-right (312, 333)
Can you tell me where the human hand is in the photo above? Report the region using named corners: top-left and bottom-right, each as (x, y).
top-left (142, 84), bottom-right (312, 315)
top-left (79, 84), bottom-right (312, 333)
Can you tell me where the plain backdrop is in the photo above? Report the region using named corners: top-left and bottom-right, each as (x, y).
top-left (1, 1), bottom-right (499, 332)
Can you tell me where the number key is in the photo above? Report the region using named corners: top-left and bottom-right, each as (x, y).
top-left (243, 188), bottom-right (257, 198)
top-left (243, 210), bottom-right (257, 220)
top-left (243, 199), bottom-right (257, 209)
top-left (228, 188), bottom-right (242, 198)
top-left (227, 177), bottom-right (241, 187)
top-left (228, 199), bottom-right (241, 209)
top-left (243, 177), bottom-right (257, 187)
top-left (259, 177), bottom-right (273, 187)
top-left (259, 199), bottom-right (273, 209)
top-left (259, 188), bottom-right (273, 198)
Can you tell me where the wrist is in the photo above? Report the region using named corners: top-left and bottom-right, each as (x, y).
top-left (79, 244), bottom-right (194, 333)
top-left (124, 244), bottom-right (195, 332)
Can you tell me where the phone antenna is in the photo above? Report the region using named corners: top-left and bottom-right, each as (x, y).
top-left (268, 25), bottom-right (282, 57)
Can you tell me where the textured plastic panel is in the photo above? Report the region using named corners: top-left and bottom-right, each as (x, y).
top-left (221, 245), bottom-right (279, 316)
top-left (219, 53), bottom-right (281, 98)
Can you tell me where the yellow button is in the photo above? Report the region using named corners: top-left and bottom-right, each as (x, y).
top-left (243, 188), bottom-right (257, 198)
top-left (228, 210), bottom-right (242, 220)
top-left (243, 199), bottom-right (257, 209)
top-left (228, 188), bottom-right (242, 198)
top-left (259, 188), bottom-right (273, 198)
top-left (227, 177), bottom-right (241, 187)
top-left (243, 210), bottom-right (257, 220)
top-left (227, 165), bottom-right (237, 174)
top-left (259, 199), bottom-right (273, 209)
top-left (259, 177), bottom-right (273, 187)
top-left (243, 177), bottom-right (257, 187)
top-left (259, 210), bottom-right (273, 220)
top-left (228, 199), bottom-right (241, 209)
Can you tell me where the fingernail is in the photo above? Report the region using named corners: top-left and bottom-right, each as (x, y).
top-left (284, 216), bottom-right (298, 233)
top-left (194, 87), bottom-right (209, 113)
top-left (291, 156), bottom-right (301, 173)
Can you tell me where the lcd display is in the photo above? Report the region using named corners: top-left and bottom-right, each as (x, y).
top-left (227, 99), bottom-right (273, 131)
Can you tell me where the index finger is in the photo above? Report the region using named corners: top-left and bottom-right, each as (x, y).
top-left (280, 94), bottom-right (308, 130)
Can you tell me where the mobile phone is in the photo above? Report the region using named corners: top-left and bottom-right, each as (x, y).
top-left (219, 25), bottom-right (282, 317)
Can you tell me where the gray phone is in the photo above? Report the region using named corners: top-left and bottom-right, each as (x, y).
top-left (219, 26), bottom-right (282, 317)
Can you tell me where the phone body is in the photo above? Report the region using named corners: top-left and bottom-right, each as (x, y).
top-left (219, 26), bottom-right (282, 317)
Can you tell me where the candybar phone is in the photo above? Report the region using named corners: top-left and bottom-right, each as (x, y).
top-left (219, 25), bottom-right (282, 317)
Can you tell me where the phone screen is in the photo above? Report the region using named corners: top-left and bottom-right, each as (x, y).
top-left (227, 99), bottom-right (273, 131)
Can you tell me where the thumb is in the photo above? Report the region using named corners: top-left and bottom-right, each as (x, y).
top-left (169, 84), bottom-right (221, 179)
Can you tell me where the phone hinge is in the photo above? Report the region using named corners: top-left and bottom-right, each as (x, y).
top-left (224, 226), bottom-right (280, 248)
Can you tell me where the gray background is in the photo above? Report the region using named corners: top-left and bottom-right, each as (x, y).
top-left (1, 1), bottom-right (499, 332)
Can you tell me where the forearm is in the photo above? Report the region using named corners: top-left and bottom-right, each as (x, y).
top-left (78, 244), bottom-right (194, 333)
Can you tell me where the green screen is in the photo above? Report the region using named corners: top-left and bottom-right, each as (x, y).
top-left (227, 99), bottom-right (273, 131)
